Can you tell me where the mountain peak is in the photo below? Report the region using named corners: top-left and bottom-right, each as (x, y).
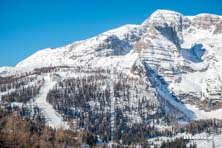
top-left (151, 9), bottom-right (183, 16)
top-left (142, 9), bottom-right (183, 29)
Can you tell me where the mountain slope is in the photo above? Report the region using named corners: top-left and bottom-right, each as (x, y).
top-left (1, 9), bottom-right (222, 147)
top-left (1, 9), bottom-right (222, 119)
top-left (15, 25), bottom-right (143, 70)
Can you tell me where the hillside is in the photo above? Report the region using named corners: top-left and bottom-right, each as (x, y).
top-left (1, 9), bottom-right (222, 147)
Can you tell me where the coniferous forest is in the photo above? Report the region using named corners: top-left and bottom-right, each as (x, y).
top-left (0, 67), bottom-right (222, 147)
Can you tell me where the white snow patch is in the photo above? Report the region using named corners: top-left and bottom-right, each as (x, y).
top-left (185, 104), bottom-right (222, 120)
top-left (33, 75), bottom-right (68, 129)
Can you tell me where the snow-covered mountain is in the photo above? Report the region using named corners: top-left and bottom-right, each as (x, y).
top-left (9, 10), bottom-right (222, 115)
top-left (1, 9), bottom-right (222, 147)
top-left (15, 25), bottom-right (142, 70)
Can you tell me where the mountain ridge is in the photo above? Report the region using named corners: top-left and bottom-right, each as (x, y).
top-left (1, 9), bottom-right (222, 147)
top-left (1, 9), bottom-right (222, 123)
top-left (12, 10), bottom-right (221, 69)
top-left (1, 9), bottom-right (222, 115)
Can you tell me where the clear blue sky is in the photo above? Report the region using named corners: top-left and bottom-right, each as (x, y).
top-left (0, 0), bottom-right (221, 66)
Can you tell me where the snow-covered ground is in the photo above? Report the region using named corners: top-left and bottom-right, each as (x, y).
top-left (149, 132), bottom-right (222, 148)
top-left (186, 132), bottom-right (222, 148)
top-left (144, 62), bottom-right (196, 120)
top-left (185, 104), bottom-right (222, 120)
top-left (33, 75), bottom-right (68, 129)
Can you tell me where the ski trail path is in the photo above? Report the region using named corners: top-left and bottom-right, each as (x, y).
top-left (34, 75), bottom-right (68, 129)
